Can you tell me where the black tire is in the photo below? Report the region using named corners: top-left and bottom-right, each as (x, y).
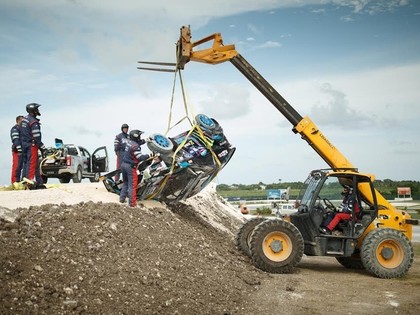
top-left (73, 166), bottom-right (83, 183)
top-left (249, 219), bottom-right (304, 274)
top-left (195, 114), bottom-right (217, 132)
top-left (59, 176), bottom-right (71, 184)
top-left (361, 228), bottom-right (414, 278)
top-left (235, 217), bottom-right (267, 257)
top-left (147, 134), bottom-right (174, 155)
top-left (89, 173), bottom-right (100, 182)
top-left (41, 175), bottom-right (48, 184)
top-left (336, 255), bottom-right (364, 270)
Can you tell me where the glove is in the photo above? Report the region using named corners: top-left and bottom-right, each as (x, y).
top-left (337, 204), bottom-right (350, 213)
top-left (40, 145), bottom-right (47, 157)
top-left (17, 146), bottom-right (22, 154)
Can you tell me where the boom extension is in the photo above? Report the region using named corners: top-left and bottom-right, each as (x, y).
top-left (176, 26), bottom-right (353, 171)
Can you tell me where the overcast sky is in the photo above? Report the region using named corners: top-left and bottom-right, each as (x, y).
top-left (1, 0), bottom-right (419, 186)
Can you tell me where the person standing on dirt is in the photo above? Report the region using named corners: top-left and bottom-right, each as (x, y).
top-left (319, 185), bottom-right (360, 234)
top-left (114, 123), bottom-right (129, 181)
top-left (21, 103), bottom-right (46, 187)
top-left (10, 115), bottom-right (24, 184)
top-left (119, 129), bottom-right (150, 207)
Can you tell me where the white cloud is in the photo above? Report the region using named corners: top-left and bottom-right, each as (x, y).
top-left (253, 41), bottom-right (282, 49)
top-left (194, 83), bottom-right (252, 119)
top-left (340, 15), bottom-right (355, 22)
top-left (309, 82), bottom-right (374, 128)
top-left (247, 23), bottom-right (261, 35)
top-left (331, 0), bottom-right (409, 13)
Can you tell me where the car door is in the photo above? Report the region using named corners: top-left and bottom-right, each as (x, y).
top-left (92, 146), bottom-right (108, 173)
top-left (78, 146), bottom-right (90, 173)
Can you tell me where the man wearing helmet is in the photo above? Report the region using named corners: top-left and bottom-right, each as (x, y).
top-left (119, 129), bottom-right (151, 207)
top-left (319, 185), bottom-right (360, 234)
top-left (20, 103), bottom-right (46, 187)
top-left (114, 123), bottom-right (130, 181)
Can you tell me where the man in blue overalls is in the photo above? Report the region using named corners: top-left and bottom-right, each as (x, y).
top-left (21, 103), bottom-right (46, 187)
top-left (10, 115), bottom-right (24, 184)
top-left (114, 123), bottom-right (129, 181)
top-left (119, 129), bottom-right (150, 207)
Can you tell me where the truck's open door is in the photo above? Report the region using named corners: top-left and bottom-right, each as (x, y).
top-left (92, 146), bottom-right (108, 173)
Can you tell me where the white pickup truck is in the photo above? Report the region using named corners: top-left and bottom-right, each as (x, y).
top-left (40, 143), bottom-right (108, 184)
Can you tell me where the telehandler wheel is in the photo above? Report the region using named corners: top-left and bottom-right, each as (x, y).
top-left (336, 255), bottom-right (364, 270)
top-left (361, 228), bottom-right (414, 279)
top-left (235, 217), bottom-right (267, 257)
top-left (249, 219), bottom-right (304, 274)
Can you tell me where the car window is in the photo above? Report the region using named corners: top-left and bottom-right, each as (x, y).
top-left (67, 147), bottom-right (78, 156)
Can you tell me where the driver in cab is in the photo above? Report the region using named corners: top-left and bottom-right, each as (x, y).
top-left (319, 185), bottom-right (360, 235)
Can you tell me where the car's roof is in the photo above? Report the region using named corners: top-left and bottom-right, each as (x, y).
top-left (64, 144), bottom-right (85, 149)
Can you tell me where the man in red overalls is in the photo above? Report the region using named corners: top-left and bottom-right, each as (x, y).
top-left (119, 129), bottom-right (149, 207)
top-left (10, 115), bottom-right (24, 183)
top-left (320, 185), bottom-right (360, 234)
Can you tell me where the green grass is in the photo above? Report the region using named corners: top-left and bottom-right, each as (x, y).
top-left (414, 243), bottom-right (420, 256)
top-left (409, 212), bottom-right (420, 219)
top-left (217, 189), bottom-right (300, 199)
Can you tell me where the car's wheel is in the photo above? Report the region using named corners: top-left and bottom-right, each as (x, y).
top-left (361, 228), bottom-right (414, 278)
top-left (195, 114), bottom-right (217, 132)
top-left (196, 114), bottom-right (225, 141)
top-left (41, 175), bottom-right (48, 184)
top-left (89, 173), bottom-right (100, 182)
top-left (336, 255), bottom-right (364, 270)
top-left (72, 166), bottom-right (83, 183)
top-left (235, 217), bottom-right (267, 257)
top-left (59, 176), bottom-right (71, 183)
top-left (249, 219), bottom-right (304, 274)
top-left (147, 134), bottom-right (174, 155)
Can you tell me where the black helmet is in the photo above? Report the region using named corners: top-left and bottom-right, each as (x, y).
top-left (26, 103), bottom-right (41, 116)
top-left (121, 123), bottom-right (129, 131)
top-left (129, 129), bottom-right (144, 142)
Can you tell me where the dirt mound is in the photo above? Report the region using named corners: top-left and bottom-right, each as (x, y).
top-left (0, 186), bottom-right (269, 314)
top-left (1, 184), bottom-right (419, 315)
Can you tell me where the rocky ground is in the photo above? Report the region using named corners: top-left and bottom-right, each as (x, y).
top-left (0, 183), bottom-right (419, 315)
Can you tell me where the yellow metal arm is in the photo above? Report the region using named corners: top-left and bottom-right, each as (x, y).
top-left (177, 26), bottom-right (238, 68)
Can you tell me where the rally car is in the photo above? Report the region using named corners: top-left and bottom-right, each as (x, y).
top-left (102, 114), bottom-right (235, 203)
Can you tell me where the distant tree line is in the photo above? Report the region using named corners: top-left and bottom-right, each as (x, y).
top-left (216, 179), bottom-right (420, 200)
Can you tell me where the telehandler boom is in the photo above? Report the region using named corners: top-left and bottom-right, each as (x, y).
top-left (141, 26), bottom-right (418, 278)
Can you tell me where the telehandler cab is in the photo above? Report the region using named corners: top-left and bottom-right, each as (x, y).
top-left (139, 26), bottom-right (418, 278)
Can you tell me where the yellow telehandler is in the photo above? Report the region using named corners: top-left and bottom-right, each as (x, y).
top-left (139, 26), bottom-right (418, 278)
